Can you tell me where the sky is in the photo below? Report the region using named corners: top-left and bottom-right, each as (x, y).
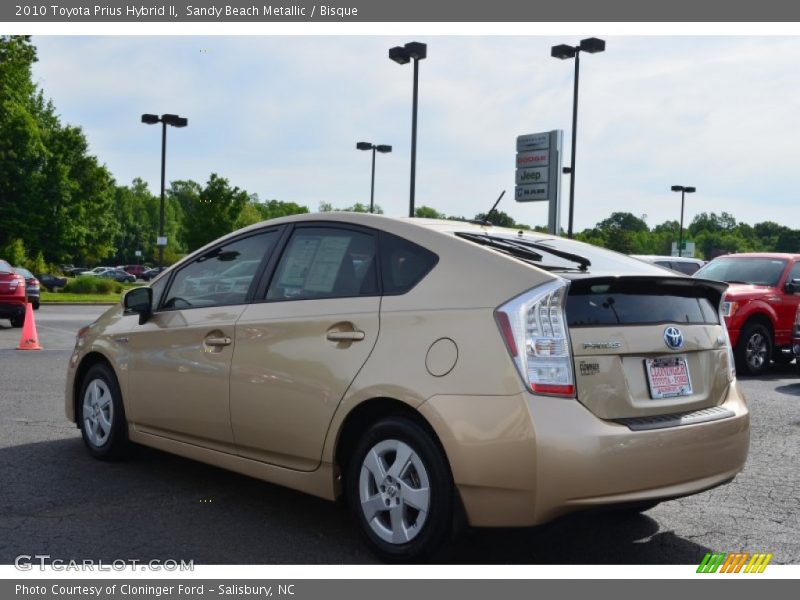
top-left (29, 35), bottom-right (800, 231)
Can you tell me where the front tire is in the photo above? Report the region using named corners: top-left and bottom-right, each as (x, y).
top-left (735, 322), bottom-right (772, 376)
top-left (78, 363), bottom-right (129, 460)
top-left (346, 417), bottom-right (453, 562)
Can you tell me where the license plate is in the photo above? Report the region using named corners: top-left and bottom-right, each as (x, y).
top-left (645, 356), bottom-right (693, 399)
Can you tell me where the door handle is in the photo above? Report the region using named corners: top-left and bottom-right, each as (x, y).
top-left (205, 336), bottom-right (232, 347)
top-left (326, 330), bottom-right (365, 342)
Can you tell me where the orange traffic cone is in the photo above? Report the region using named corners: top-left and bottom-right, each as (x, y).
top-left (16, 302), bottom-right (42, 351)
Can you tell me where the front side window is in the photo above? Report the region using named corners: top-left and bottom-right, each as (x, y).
top-left (267, 227), bottom-right (377, 301)
top-left (788, 261), bottom-right (800, 283)
top-left (162, 231), bottom-right (278, 310)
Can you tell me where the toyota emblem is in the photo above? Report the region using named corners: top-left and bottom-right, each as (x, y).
top-left (664, 326), bottom-right (684, 350)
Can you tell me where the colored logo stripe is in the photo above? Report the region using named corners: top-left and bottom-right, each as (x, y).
top-left (697, 553), bottom-right (773, 573)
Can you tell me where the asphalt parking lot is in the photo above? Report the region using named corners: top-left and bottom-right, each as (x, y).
top-left (0, 305), bottom-right (798, 564)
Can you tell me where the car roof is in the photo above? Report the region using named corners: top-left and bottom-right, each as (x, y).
top-left (632, 255), bottom-right (703, 263)
top-left (708, 253), bottom-right (800, 260)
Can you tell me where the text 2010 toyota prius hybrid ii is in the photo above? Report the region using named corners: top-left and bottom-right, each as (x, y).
top-left (66, 214), bottom-right (749, 561)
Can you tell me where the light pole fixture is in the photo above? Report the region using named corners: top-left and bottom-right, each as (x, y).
top-left (389, 41), bottom-right (427, 218)
top-left (356, 141), bottom-right (392, 214)
top-left (551, 37), bottom-right (606, 239)
top-left (671, 185), bottom-right (696, 257)
top-left (141, 113), bottom-right (188, 269)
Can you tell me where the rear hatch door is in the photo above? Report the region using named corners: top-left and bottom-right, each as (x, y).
top-left (566, 276), bottom-right (731, 419)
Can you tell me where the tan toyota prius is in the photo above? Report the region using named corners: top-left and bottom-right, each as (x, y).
top-left (66, 213), bottom-right (749, 561)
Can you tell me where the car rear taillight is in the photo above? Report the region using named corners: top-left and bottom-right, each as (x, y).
top-left (495, 279), bottom-right (575, 397)
top-left (719, 299), bottom-right (737, 379)
top-left (795, 305), bottom-right (800, 328)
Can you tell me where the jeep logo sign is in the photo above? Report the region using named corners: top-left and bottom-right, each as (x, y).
top-left (516, 167), bottom-right (549, 185)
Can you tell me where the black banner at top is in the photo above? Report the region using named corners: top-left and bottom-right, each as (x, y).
top-left (3, 0), bottom-right (800, 22)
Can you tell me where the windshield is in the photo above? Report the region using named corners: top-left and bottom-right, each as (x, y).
top-left (695, 257), bottom-right (787, 287)
top-left (14, 267), bottom-right (33, 278)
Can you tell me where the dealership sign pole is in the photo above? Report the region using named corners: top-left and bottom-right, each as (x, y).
top-left (515, 130), bottom-right (563, 235)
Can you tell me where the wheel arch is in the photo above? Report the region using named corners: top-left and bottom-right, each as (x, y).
top-left (333, 397), bottom-right (452, 497)
top-left (740, 312), bottom-right (775, 343)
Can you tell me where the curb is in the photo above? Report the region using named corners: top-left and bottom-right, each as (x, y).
top-left (40, 302), bottom-right (117, 306)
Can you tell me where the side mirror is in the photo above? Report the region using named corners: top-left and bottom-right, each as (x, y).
top-left (123, 287), bottom-right (153, 325)
top-left (785, 278), bottom-right (800, 295)
top-left (783, 279), bottom-right (800, 294)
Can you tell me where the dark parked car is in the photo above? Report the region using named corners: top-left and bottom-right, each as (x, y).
top-left (123, 265), bottom-right (150, 279)
top-left (14, 267), bottom-right (40, 310)
top-left (100, 268), bottom-right (136, 283)
top-left (36, 273), bottom-right (67, 293)
top-left (141, 267), bottom-right (166, 281)
top-left (0, 259), bottom-right (27, 327)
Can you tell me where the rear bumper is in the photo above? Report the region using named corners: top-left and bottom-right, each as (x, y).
top-left (0, 301), bottom-right (26, 319)
top-left (419, 381), bottom-right (749, 527)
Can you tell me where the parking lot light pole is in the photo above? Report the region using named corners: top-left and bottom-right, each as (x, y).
top-left (389, 41), bottom-right (427, 218)
top-left (551, 37), bottom-right (606, 239)
top-left (141, 113), bottom-right (188, 269)
top-left (671, 185), bottom-right (696, 257)
top-left (357, 142), bottom-right (393, 214)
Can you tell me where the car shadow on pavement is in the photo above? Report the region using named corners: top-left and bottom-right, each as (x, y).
top-left (774, 383), bottom-right (800, 396)
top-left (0, 437), bottom-right (712, 565)
top-left (738, 362), bottom-right (798, 382)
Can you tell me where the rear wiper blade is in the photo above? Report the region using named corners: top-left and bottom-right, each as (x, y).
top-left (456, 232), bottom-right (543, 261)
top-left (509, 238), bottom-right (591, 271)
top-left (460, 232), bottom-right (591, 271)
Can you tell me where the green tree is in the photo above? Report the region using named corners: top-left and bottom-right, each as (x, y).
top-left (596, 212), bottom-right (649, 234)
top-left (318, 201), bottom-right (382, 214)
top-left (473, 210), bottom-right (516, 228)
top-left (415, 206), bottom-right (447, 219)
top-left (776, 230), bottom-right (800, 253)
top-left (1, 238), bottom-right (27, 266)
top-left (0, 36), bottom-right (118, 265)
top-left (172, 174), bottom-right (249, 252)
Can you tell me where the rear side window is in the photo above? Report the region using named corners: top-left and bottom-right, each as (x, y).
top-left (671, 262), bottom-right (701, 275)
top-left (379, 231), bottom-right (438, 295)
top-left (267, 227), bottom-right (378, 301)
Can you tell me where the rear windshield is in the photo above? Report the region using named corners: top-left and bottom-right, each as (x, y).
top-left (695, 257), bottom-right (787, 287)
top-left (0, 260), bottom-right (13, 274)
top-left (567, 281), bottom-right (720, 326)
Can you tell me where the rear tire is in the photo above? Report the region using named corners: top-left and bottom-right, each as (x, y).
top-left (78, 363), bottom-right (129, 460)
top-left (735, 322), bottom-right (772, 376)
top-left (346, 416), bottom-right (453, 563)
top-left (32, 301), bottom-right (39, 310)
top-left (10, 315), bottom-right (24, 328)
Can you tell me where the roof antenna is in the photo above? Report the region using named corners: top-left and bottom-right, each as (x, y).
top-left (481, 190), bottom-right (505, 226)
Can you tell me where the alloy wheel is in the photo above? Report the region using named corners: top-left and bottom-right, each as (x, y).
top-left (358, 439), bottom-right (431, 545)
top-left (745, 332), bottom-right (768, 370)
top-left (82, 379), bottom-right (114, 448)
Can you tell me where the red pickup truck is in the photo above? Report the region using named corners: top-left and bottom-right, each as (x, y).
top-left (694, 253), bottom-right (800, 375)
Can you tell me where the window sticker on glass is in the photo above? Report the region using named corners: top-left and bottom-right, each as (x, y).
top-left (278, 236), bottom-right (321, 287)
top-left (304, 236), bottom-right (351, 293)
